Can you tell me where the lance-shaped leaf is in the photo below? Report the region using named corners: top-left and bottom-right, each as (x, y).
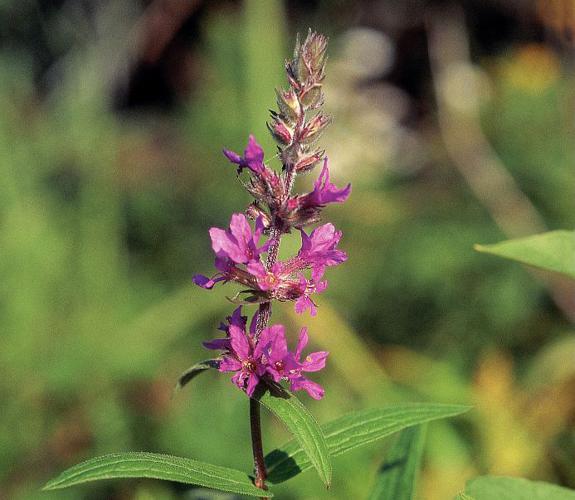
top-left (475, 230), bottom-right (575, 281)
top-left (265, 403), bottom-right (470, 484)
top-left (43, 452), bottom-right (272, 498)
top-left (460, 476), bottom-right (575, 500)
top-left (368, 425), bottom-right (427, 500)
top-left (175, 359), bottom-right (220, 392)
top-left (254, 383), bottom-right (331, 488)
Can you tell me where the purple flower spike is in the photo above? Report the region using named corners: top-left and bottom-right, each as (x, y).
top-left (210, 213), bottom-right (269, 265)
top-left (192, 32), bottom-right (349, 404)
top-left (307, 158), bottom-right (351, 206)
top-left (223, 135), bottom-right (265, 175)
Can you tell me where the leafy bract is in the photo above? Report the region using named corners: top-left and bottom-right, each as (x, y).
top-left (368, 424), bottom-right (427, 500)
top-left (255, 384), bottom-right (331, 487)
top-left (475, 230), bottom-right (575, 280)
top-left (43, 452), bottom-right (271, 497)
top-left (265, 403), bottom-right (470, 484)
top-left (461, 476), bottom-right (575, 499)
top-left (176, 359), bottom-right (220, 391)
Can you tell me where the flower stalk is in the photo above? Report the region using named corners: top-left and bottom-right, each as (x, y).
top-left (193, 29), bottom-right (350, 492)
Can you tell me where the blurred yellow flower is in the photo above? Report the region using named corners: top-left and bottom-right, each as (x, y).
top-left (503, 44), bottom-right (561, 94)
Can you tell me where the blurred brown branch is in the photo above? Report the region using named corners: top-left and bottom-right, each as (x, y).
top-left (134, 0), bottom-right (202, 64)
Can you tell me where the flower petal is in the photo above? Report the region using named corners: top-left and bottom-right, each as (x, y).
top-left (295, 327), bottom-right (309, 360)
top-left (301, 351), bottom-right (329, 372)
top-left (203, 338), bottom-right (230, 351)
top-left (192, 274), bottom-right (219, 289)
top-left (220, 357), bottom-right (242, 372)
top-left (223, 149), bottom-right (242, 164)
top-left (290, 376), bottom-right (325, 400)
top-left (229, 325), bottom-right (250, 360)
top-left (246, 373), bottom-right (260, 397)
top-left (261, 324), bottom-right (287, 360)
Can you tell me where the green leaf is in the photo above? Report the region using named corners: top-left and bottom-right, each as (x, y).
top-left (475, 230), bottom-right (575, 280)
top-left (43, 452), bottom-right (271, 498)
top-left (176, 359), bottom-right (220, 391)
top-left (368, 424), bottom-right (427, 500)
top-left (265, 403), bottom-right (470, 484)
top-left (255, 383), bottom-right (332, 488)
top-left (462, 476), bottom-right (575, 499)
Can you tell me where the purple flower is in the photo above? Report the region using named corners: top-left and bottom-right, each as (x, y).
top-left (298, 223), bottom-right (347, 280)
top-left (245, 261), bottom-right (283, 292)
top-left (264, 326), bottom-right (328, 400)
top-left (243, 224), bottom-right (346, 316)
top-left (223, 135), bottom-right (265, 175)
top-left (210, 213), bottom-right (269, 265)
top-left (192, 274), bottom-right (226, 290)
top-left (308, 159), bottom-right (351, 205)
top-left (213, 311), bottom-right (270, 397)
top-left (294, 277), bottom-right (327, 316)
top-left (192, 214), bottom-right (270, 290)
top-left (203, 306), bottom-right (247, 351)
top-left (292, 158), bottom-right (351, 210)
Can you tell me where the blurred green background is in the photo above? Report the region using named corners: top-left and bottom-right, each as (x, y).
top-left (1, 0), bottom-right (574, 498)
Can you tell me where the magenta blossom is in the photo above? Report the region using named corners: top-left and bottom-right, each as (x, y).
top-left (264, 325), bottom-right (328, 400)
top-left (298, 223), bottom-right (347, 266)
top-left (298, 223), bottom-right (347, 282)
top-left (192, 212), bottom-right (346, 317)
top-left (210, 213), bottom-right (269, 265)
top-left (203, 306), bottom-right (247, 351)
top-left (204, 314), bottom-right (328, 399)
top-left (210, 310), bottom-right (269, 397)
top-left (223, 135), bottom-right (265, 175)
top-left (193, 213), bottom-right (269, 289)
top-left (284, 159), bottom-right (351, 228)
top-left (303, 158), bottom-right (351, 207)
top-left (243, 222), bottom-right (346, 315)
top-left (246, 262), bottom-right (327, 316)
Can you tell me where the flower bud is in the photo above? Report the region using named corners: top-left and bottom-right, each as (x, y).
top-left (285, 61), bottom-right (301, 92)
top-left (295, 150), bottom-right (324, 173)
top-left (275, 88), bottom-right (301, 123)
top-left (297, 30), bottom-right (328, 84)
top-left (298, 114), bottom-right (331, 145)
top-left (245, 203), bottom-right (271, 228)
top-left (299, 85), bottom-right (324, 109)
top-left (267, 116), bottom-right (293, 145)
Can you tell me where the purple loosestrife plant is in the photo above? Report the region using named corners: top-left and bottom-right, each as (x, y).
top-left (44, 29), bottom-right (470, 499)
top-left (192, 30), bottom-right (349, 490)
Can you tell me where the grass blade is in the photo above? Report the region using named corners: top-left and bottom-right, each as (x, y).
top-left (368, 424), bottom-right (427, 500)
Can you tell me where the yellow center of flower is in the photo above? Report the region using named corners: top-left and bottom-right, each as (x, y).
top-left (242, 360), bottom-right (256, 373)
top-left (264, 272), bottom-right (278, 287)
